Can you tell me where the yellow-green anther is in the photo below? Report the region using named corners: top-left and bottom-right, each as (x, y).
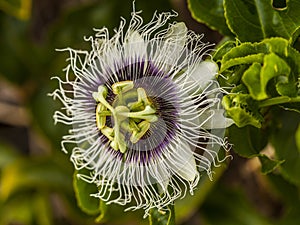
top-left (98, 85), bottom-right (108, 97)
top-left (118, 139), bottom-right (127, 153)
top-left (137, 87), bottom-right (151, 105)
top-left (97, 111), bottom-right (112, 116)
top-left (129, 119), bottom-right (140, 132)
top-left (130, 121), bottom-right (150, 143)
top-left (128, 101), bottom-right (144, 111)
top-left (125, 105), bottom-right (158, 122)
top-left (96, 103), bottom-right (107, 129)
top-left (112, 81), bottom-right (134, 95)
top-left (111, 131), bottom-right (127, 153)
top-left (101, 126), bottom-right (114, 141)
top-left (93, 85), bottom-right (114, 112)
top-left (110, 140), bottom-right (118, 151)
top-left (127, 87), bottom-right (151, 111)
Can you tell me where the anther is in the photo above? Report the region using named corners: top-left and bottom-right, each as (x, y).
top-left (130, 121), bottom-right (150, 143)
top-left (112, 81), bottom-right (134, 95)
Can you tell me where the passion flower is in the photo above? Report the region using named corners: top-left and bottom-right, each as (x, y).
top-left (50, 9), bottom-right (233, 216)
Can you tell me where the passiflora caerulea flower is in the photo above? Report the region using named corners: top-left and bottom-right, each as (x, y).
top-left (50, 9), bottom-right (233, 216)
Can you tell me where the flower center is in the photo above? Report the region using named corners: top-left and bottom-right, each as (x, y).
top-left (93, 81), bottom-right (158, 153)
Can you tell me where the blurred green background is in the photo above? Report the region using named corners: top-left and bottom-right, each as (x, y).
top-left (0, 0), bottom-right (299, 225)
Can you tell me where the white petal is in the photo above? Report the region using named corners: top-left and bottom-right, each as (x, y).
top-left (164, 22), bottom-right (188, 47)
top-left (200, 109), bottom-right (234, 129)
top-left (168, 140), bottom-right (197, 181)
top-left (124, 30), bottom-right (147, 59)
top-left (189, 61), bottom-right (219, 90)
top-left (153, 23), bottom-right (188, 67)
top-left (154, 162), bottom-right (170, 194)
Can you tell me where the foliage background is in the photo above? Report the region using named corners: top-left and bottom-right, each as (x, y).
top-left (0, 0), bottom-right (299, 225)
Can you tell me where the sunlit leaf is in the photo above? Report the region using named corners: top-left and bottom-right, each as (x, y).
top-left (220, 38), bottom-right (300, 127)
top-left (222, 94), bottom-right (263, 128)
top-left (242, 53), bottom-right (291, 100)
top-left (219, 41), bottom-right (268, 72)
top-left (213, 40), bottom-right (236, 62)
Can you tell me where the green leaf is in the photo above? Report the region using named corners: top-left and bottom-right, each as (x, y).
top-left (220, 37), bottom-right (300, 117)
top-left (242, 53), bottom-right (291, 100)
top-left (0, 0), bottom-right (31, 20)
top-left (296, 124), bottom-right (300, 153)
top-left (218, 65), bottom-right (249, 88)
top-left (267, 174), bottom-right (300, 225)
top-left (224, 0), bottom-right (265, 42)
top-left (73, 169), bottom-right (101, 216)
top-left (175, 162), bottom-right (228, 223)
top-left (220, 37), bottom-right (300, 77)
top-left (202, 185), bottom-right (272, 225)
top-left (95, 201), bottom-right (108, 223)
top-left (34, 193), bottom-right (54, 225)
top-left (30, 85), bottom-right (69, 150)
top-left (213, 40), bottom-right (236, 62)
top-left (0, 143), bottom-right (19, 168)
top-left (0, 14), bottom-right (32, 84)
top-left (149, 205), bottom-right (175, 225)
top-left (224, 0), bottom-right (300, 42)
top-left (219, 41), bottom-right (268, 72)
top-left (221, 53), bottom-right (265, 72)
top-left (258, 154), bottom-right (284, 175)
top-left (0, 194), bottom-right (34, 225)
top-left (187, 0), bottom-right (233, 36)
top-left (226, 125), bottom-right (283, 173)
top-left (222, 94), bottom-right (263, 128)
top-left (228, 125), bottom-right (268, 157)
top-left (270, 109), bottom-right (300, 186)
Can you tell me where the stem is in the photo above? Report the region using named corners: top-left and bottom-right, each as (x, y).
top-left (258, 96), bottom-right (300, 108)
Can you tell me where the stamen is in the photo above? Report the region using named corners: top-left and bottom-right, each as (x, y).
top-left (111, 130), bottom-right (127, 153)
top-left (96, 103), bottom-right (107, 129)
top-left (101, 126), bottom-right (114, 141)
top-left (130, 121), bottom-right (150, 143)
top-left (112, 81), bottom-right (134, 95)
top-left (121, 105), bottom-right (158, 122)
top-left (128, 87), bottom-right (151, 111)
top-left (93, 85), bottom-right (114, 112)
